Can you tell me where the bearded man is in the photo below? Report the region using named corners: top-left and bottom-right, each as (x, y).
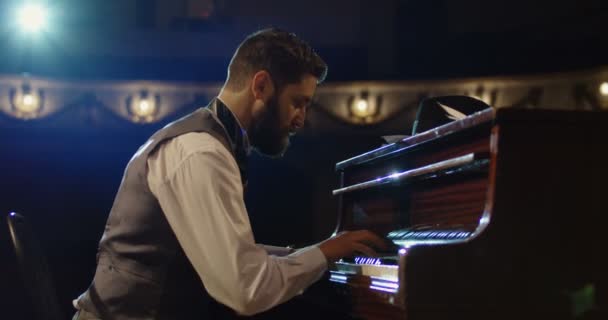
top-left (72, 28), bottom-right (385, 320)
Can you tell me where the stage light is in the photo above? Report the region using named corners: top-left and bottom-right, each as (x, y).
top-left (16, 3), bottom-right (48, 33)
top-left (599, 82), bottom-right (608, 96)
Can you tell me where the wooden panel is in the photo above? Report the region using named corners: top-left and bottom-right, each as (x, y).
top-left (329, 274), bottom-right (405, 320)
top-left (409, 177), bottom-right (488, 227)
top-left (342, 132), bottom-right (491, 188)
top-left (341, 188), bottom-right (408, 235)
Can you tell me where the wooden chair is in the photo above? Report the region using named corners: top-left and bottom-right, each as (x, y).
top-left (7, 212), bottom-right (65, 320)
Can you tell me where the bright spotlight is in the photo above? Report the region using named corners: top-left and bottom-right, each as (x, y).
top-left (16, 3), bottom-right (48, 33)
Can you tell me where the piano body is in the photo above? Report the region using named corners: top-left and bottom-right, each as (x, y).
top-left (326, 107), bottom-right (607, 319)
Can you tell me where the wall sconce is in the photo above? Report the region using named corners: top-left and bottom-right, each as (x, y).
top-left (599, 82), bottom-right (608, 96)
top-left (126, 90), bottom-right (160, 123)
top-left (9, 84), bottom-right (44, 119)
top-left (347, 91), bottom-right (382, 124)
top-left (467, 85), bottom-right (496, 106)
top-left (598, 82), bottom-right (608, 109)
top-left (573, 83), bottom-right (606, 110)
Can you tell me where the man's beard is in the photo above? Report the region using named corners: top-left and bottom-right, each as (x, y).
top-left (249, 94), bottom-right (290, 158)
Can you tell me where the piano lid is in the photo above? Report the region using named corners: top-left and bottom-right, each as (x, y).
top-left (336, 107), bottom-right (496, 171)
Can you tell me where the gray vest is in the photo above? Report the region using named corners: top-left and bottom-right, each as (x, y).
top-left (78, 99), bottom-right (247, 319)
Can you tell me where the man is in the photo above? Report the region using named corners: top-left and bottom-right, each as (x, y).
top-left (73, 28), bottom-right (386, 319)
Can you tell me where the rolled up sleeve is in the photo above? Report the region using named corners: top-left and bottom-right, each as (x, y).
top-left (147, 133), bottom-right (327, 316)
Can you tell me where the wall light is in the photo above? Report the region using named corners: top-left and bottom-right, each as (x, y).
top-left (126, 91), bottom-right (160, 123)
top-left (348, 91), bottom-right (381, 124)
top-left (9, 84), bottom-right (44, 119)
top-left (467, 85), bottom-right (495, 105)
top-left (352, 98), bottom-right (371, 117)
top-left (21, 93), bottom-right (39, 112)
top-left (599, 82), bottom-right (608, 96)
top-left (469, 94), bottom-right (484, 102)
top-left (133, 99), bottom-right (155, 117)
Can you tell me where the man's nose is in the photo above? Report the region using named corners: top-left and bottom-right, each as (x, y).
top-left (293, 108), bottom-right (306, 127)
top-left (300, 105), bottom-right (308, 120)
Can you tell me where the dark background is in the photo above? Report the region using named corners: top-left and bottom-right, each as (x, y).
top-left (1, 0), bottom-right (607, 318)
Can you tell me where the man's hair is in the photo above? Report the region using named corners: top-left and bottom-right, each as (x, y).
top-left (225, 28), bottom-right (327, 91)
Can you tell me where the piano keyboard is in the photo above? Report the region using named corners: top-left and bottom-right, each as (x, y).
top-left (387, 227), bottom-right (473, 246)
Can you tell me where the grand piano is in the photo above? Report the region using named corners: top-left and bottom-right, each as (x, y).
top-left (323, 106), bottom-right (607, 319)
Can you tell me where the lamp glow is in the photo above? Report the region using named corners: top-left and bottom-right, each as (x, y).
top-left (23, 94), bottom-right (35, 106)
top-left (16, 4), bottom-right (48, 33)
top-left (352, 98), bottom-right (373, 117)
top-left (356, 99), bottom-right (368, 111)
top-left (355, 99), bottom-right (368, 112)
top-left (132, 99), bottom-right (156, 117)
top-left (17, 93), bottom-right (40, 113)
top-left (599, 82), bottom-right (608, 96)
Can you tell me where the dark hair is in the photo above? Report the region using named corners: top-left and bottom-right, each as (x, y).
top-left (225, 28), bottom-right (327, 91)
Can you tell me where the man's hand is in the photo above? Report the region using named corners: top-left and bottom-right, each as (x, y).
top-left (317, 230), bottom-right (388, 262)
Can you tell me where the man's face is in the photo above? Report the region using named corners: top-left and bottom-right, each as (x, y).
top-left (249, 74), bottom-right (317, 157)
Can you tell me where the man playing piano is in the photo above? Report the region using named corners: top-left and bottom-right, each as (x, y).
top-left (72, 28), bottom-right (386, 319)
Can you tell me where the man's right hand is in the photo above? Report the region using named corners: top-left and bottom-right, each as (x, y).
top-left (317, 230), bottom-right (388, 262)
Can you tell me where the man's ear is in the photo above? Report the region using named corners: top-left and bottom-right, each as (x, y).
top-left (251, 70), bottom-right (275, 100)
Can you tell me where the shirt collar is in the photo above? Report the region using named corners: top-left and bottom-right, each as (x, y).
top-left (215, 97), bottom-right (252, 155)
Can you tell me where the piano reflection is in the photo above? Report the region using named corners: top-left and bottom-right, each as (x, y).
top-left (323, 101), bottom-right (608, 320)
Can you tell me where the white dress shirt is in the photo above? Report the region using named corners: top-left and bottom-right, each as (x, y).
top-left (146, 128), bottom-right (328, 316)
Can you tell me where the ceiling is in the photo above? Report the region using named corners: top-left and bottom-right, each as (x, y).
top-left (0, 0), bottom-right (606, 82)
